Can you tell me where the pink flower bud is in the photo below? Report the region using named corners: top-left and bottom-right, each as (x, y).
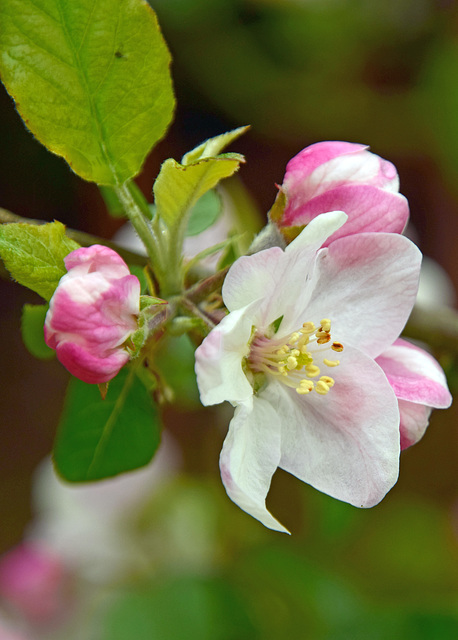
top-left (280, 141), bottom-right (409, 245)
top-left (44, 245), bottom-right (140, 384)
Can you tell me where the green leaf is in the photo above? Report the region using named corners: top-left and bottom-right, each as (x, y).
top-left (0, 0), bottom-right (175, 185)
top-left (0, 221), bottom-right (79, 300)
top-left (182, 125), bottom-right (249, 165)
top-left (154, 155), bottom-right (243, 231)
top-left (186, 189), bottom-right (222, 236)
top-left (21, 303), bottom-right (55, 360)
top-left (54, 367), bottom-right (161, 482)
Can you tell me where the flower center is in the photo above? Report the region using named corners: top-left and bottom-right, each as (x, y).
top-left (247, 318), bottom-right (343, 396)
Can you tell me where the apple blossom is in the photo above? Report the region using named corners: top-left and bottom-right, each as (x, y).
top-left (44, 245), bottom-right (140, 384)
top-left (279, 141), bottom-right (409, 245)
top-left (195, 211), bottom-right (426, 532)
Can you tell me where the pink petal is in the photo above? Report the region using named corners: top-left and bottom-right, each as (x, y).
top-left (376, 338), bottom-right (452, 407)
top-left (284, 141), bottom-right (368, 187)
top-left (283, 142), bottom-right (399, 207)
top-left (64, 244), bottom-right (131, 279)
top-left (219, 397), bottom-right (289, 533)
top-left (398, 399), bottom-right (432, 450)
top-left (55, 341), bottom-right (130, 384)
top-left (276, 345), bottom-right (401, 507)
top-left (302, 232), bottom-right (421, 358)
top-left (281, 184), bottom-right (409, 243)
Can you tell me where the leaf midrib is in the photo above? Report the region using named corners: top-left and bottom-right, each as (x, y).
top-left (56, 0), bottom-right (120, 183)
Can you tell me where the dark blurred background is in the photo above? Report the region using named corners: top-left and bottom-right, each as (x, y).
top-left (0, 0), bottom-right (457, 637)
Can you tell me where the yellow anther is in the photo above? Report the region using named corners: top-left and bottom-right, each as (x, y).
top-left (315, 380), bottom-right (330, 395)
top-left (305, 364), bottom-right (320, 377)
top-left (286, 356), bottom-right (298, 370)
top-left (316, 329), bottom-right (328, 338)
top-left (320, 318), bottom-right (331, 332)
top-left (296, 380), bottom-right (314, 395)
top-left (323, 358), bottom-right (340, 367)
top-left (302, 322), bottom-right (315, 333)
top-left (300, 345), bottom-right (309, 354)
top-left (319, 375), bottom-right (335, 387)
top-left (317, 335), bottom-right (331, 345)
top-left (291, 349), bottom-right (300, 357)
top-left (331, 342), bottom-right (344, 352)
top-left (278, 365), bottom-right (288, 374)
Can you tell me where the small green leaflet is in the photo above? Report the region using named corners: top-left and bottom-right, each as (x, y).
top-left (0, 221), bottom-right (79, 300)
top-left (182, 125), bottom-right (249, 165)
top-left (21, 304), bottom-right (55, 360)
top-left (53, 367), bottom-right (161, 482)
top-left (0, 0), bottom-right (175, 185)
top-left (153, 155), bottom-right (243, 231)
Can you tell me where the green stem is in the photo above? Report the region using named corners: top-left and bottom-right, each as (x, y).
top-left (114, 182), bottom-right (165, 276)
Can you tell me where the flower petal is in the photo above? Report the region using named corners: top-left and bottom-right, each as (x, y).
top-left (54, 341), bottom-right (130, 384)
top-left (222, 211), bottom-right (347, 332)
top-left (283, 141), bottom-right (399, 207)
top-left (195, 305), bottom-right (255, 406)
top-left (301, 232), bottom-right (421, 357)
top-left (376, 338), bottom-right (452, 407)
top-left (64, 244), bottom-right (131, 279)
top-left (281, 185), bottom-right (409, 243)
top-left (398, 399), bottom-right (433, 450)
top-left (276, 346), bottom-right (400, 508)
top-left (219, 398), bottom-right (289, 533)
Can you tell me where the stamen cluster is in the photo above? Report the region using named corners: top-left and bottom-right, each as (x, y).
top-left (248, 318), bottom-right (344, 396)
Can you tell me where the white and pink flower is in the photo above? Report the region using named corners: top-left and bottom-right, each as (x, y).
top-left (44, 245), bottom-right (140, 384)
top-left (279, 141), bottom-right (409, 245)
top-left (195, 211), bottom-right (451, 532)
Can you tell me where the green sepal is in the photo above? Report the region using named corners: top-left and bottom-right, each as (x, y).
top-left (0, 221), bottom-right (79, 300)
top-left (21, 304), bottom-right (55, 360)
top-left (0, 0), bottom-right (175, 185)
top-left (53, 367), bottom-right (161, 482)
top-left (268, 189), bottom-right (287, 223)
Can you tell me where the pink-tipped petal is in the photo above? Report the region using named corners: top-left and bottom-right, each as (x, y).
top-left (398, 399), bottom-right (433, 450)
top-left (376, 338), bottom-right (452, 408)
top-left (45, 245), bottom-right (141, 383)
top-left (284, 141), bottom-right (368, 188)
top-left (282, 185), bottom-right (409, 242)
top-left (64, 244), bottom-right (130, 278)
top-left (55, 341), bottom-right (130, 384)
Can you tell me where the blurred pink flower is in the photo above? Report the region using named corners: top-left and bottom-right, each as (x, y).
top-left (195, 211), bottom-right (423, 532)
top-left (44, 244), bottom-right (140, 384)
top-left (0, 543), bottom-right (71, 626)
top-left (279, 141), bottom-right (409, 244)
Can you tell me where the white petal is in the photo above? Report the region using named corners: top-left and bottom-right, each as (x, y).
top-left (222, 211), bottom-right (347, 333)
top-left (195, 305), bottom-right (254, 406)
top-left (219, 399), bottom-right (289, 533)
top-left (301, 232), bottom-right (422, 357)
top-left (275, 346), bottom-right (401, 508)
